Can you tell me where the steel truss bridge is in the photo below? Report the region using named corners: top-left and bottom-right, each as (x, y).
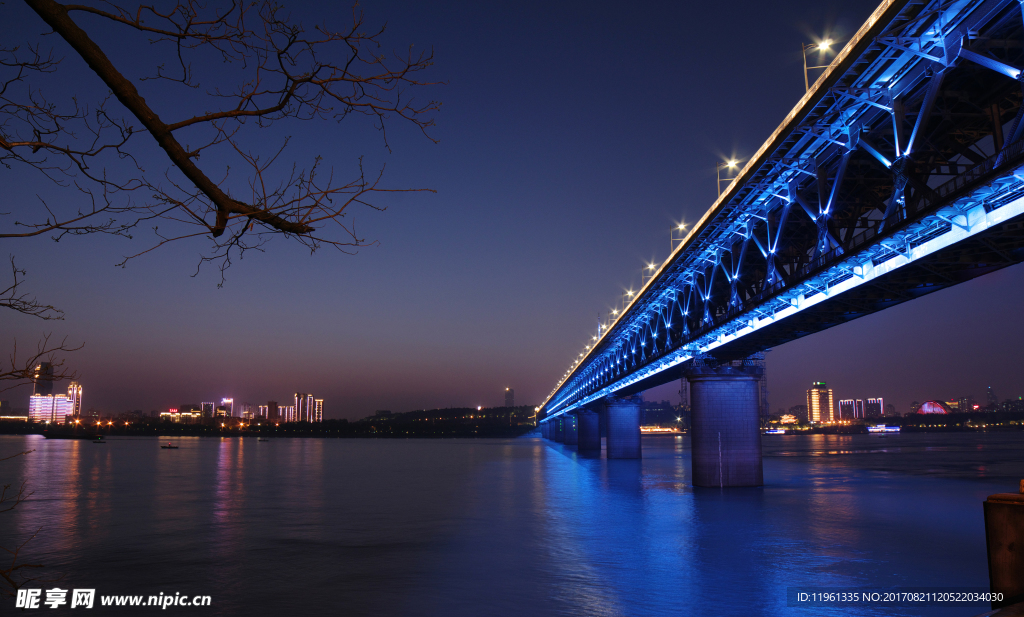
top-left (540, 0), bottom-right (1024, 422)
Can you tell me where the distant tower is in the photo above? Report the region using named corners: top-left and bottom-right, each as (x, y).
top-left (986, 386), bottom-right (998, 408)
top-left (33, 362), bottom-right (55, 396)
top-left (504, 388), bottom-right (514, 408)
top-left (314, 399), bottom-right (324, 422)
top-left (806, 382), bottom-right (834, 423)
top-left (67, 382), bottom-right (82, 418)
top-left (201, 402), bottom-right (215, 418)
top-left (294, 393), bottom-right (315, 421)
top-left (865, 398), bottom-right (883, 417)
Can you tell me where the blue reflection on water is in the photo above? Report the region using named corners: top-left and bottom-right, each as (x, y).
top-left (0, 432), bottom-right (1017, 616)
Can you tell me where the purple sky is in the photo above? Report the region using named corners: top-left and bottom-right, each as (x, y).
top-left (4, 0), bottom-right (1024, 419)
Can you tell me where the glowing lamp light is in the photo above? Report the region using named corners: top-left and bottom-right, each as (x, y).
top-left (727, 159), bottom-right (738, 168)
top-left (818, 38), bottom-right (832, 51)
top-left (477, 406), bottom-right (482, 411)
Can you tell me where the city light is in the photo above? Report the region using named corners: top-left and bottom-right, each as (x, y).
top-left (818, 38), bottom-right (832, 51)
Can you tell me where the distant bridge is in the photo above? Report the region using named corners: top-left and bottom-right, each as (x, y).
top-left (539, 0), bottom-right (1024, 485)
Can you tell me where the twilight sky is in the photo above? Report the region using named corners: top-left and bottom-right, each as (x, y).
top-left (4, 0), bottom-right (1024, 419)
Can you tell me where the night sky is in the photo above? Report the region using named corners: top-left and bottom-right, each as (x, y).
top-left (4, 0), bottom-right (1023, 419)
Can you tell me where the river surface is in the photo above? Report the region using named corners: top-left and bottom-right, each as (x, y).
top-left (0, 432), bottom-right (1020, 616)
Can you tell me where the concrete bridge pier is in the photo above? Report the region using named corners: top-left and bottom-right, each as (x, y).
top-left (563, 413), bottom-right (579, 446)
top-left (686, 364), bottom-right (763, 487)
top-left (553, 416), bottom-right (565, 442)
top-left (577, 410), bottom-right (601, 452)
top-left (605, 397), bottom-right (641, 459)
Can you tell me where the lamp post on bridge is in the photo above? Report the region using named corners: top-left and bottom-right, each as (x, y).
top-left (642, 262), bottom-right (657, 285)
top-left (802, 38), bottom-right (834, 92)
top-left (717, 159), bottom-right (739, 196)
top-left (671, 222), bottom-right (687, 251)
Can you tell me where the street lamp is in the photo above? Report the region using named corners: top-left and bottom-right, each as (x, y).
top-left (802, 38), bottom-right (833, 92)
top-left (717, 159), bottom-right (739, 196)
top-left (642, 262), bottom-right (657, 285)
top-left (671, 222), bottom-right (687, 251)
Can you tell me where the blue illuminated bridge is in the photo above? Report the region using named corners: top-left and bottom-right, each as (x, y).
top-left (538, 0), bottom-right (1024, 486)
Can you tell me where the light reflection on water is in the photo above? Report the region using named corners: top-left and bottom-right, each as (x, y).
top-left (0, 432), bottom-right (1019, 616)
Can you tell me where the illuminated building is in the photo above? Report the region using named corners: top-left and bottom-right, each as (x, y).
top-left (161, 408), bottom-right (200, 423)
top-left (945, 399), bottom-right (960, 412)
top-left (865, 398), bottom-right (883, 417)
top-left (294, 393), bottom-right (322, 422)
top-left (33, 362), bottom-right (54, 396)
top-left (505, 388), bottom-right (514, 408)
top-left (201, 402), bottom-right (215, 418)
top-left (28, 382), bottom-right (81, 423)
top-left (267, 401), bottom-right (279, 421)
top-left (806, 382), bottom-right (834, 423)
top-left (917, 400), bottom-right (950, 414)
top-left (258, 405), bottom-right (268, 418)
top-left (221, 398), bottom-right (234, 417)
top-left (67, 382), bottom-right (82, 418)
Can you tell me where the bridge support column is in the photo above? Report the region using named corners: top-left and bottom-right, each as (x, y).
top-left (541, 421), bottom-right (549, 439)
top-left (687, 365), bottom-right (763, 487)
top-left (577, 410), bottom-right (601, 452)
top-left (564, 413), bottom-right (578, 446)
top-left (606, 397), bottom-right (641, 459)
top-left (553, 416), bottom-right (565, 442)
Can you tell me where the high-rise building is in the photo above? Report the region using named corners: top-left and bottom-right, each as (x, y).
top-left (221, 398), bottom-right (234, 417)
top-left (884, 403), bottom-right (897, 416)
top-left (33, 362), bottom-right (55, 396)
top-left (267, 401), bottom-right (279, 421)
top-left (958, 396), bottom-right (977, 413)
top-left (29, 382), bottom-right (81, 423)
top-left (314, 399), bottom-right (323, 422)
top-left (865, 398), bottom-right (883, 417)
top-left (806, 382), bottom-right (834, 423)
top-left (67, 382), bottom-right (82, 418)
top-left (294, 393), bottom-right (317, 422)
top-left (838, 399), bottom-right (855, 419)
top-left (986, 386), bottom-right (998, 408)
top-left (29, 394), bottom-right (73, 423)
top-left (201, 402), bottom-right (215, 418)
top-left (505, 388), bottom-right (514, 408)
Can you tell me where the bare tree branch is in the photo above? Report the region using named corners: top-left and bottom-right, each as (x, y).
top-left (4, 0), bottom-right (440, 275)
top-left (0, 334), bottom-right (80, 393)
top-left (1, 255), bottom-right (63, 319)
